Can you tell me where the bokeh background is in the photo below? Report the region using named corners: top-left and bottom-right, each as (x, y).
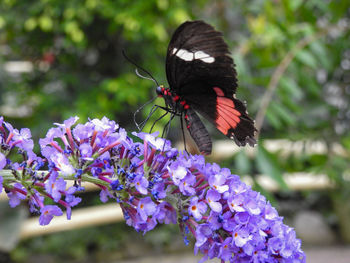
top-left (0, 0), bottom-right (349, 262)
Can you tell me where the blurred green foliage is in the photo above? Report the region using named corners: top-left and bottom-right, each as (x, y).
top-left (0, 0), bottom-right (202, 133)
top-left (1, 0), bottom-right (350, 258)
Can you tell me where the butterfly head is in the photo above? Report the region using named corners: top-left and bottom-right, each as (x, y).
top-left (156, 85), bottom-right (165, 97)
top-left (156, 85), bottom-right (174, 98)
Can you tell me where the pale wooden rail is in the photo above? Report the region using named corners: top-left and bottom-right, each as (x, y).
top-left (19, 203), bottom-right (123, 239)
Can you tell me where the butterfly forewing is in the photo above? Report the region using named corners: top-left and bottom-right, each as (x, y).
top-left (166, 21), bottom-right (238, 97)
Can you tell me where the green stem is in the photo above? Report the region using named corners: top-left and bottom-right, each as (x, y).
top-left (0, 169), bottom-right (110, 188)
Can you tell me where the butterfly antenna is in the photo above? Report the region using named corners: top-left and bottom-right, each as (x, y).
top-left (122, 50), bottom-right (159, 87)
top-left (135, 68), bottom-right (156, 83)
top-left (122, 50), bottom-right (160, 130)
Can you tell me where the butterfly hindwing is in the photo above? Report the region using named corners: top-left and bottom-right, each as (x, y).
top-left (184, 108), bottom-right (212, 155)
top-left (183, 87), bottom-right (256, 147)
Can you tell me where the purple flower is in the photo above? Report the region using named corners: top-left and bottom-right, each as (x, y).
top-left (90, 116), bottom-right (118, 132)
top-left (45, 176), bottom-right (67, 202)
top-left (178, 173), bottom-right (196, 195)
top-left (151, 182), bottom-right (166, 200)
top-left (39, 205), bottom-right (63, 225)
top-left (65, 186), bottom-right (82, 207)
top-left (264, 204), bottom-right (279, 220)
top-left (72, 123), bottom-right (94, 141)
top-left (133, 131), bottom-right (171, 151)
top-left (4, 121), bottom-right (14, 133)
top-left (8, 183), bottom-right (27, 207)
top-left (219, 237), bottom-right (233, 261)
top-left (39, 127), bottom-right (64, 148)
top-left (234, 211), bottom-right (250, 225)
top-left (134, 174), bottom-right (149, 195)
top-left (245, 196), bottom-right (262, 215)
top-left (137, 197), bottom-right (156, 221)
top-left (49, 152), bottom-right (75, 175)
top-left (195, 224), bottom-right (212, 247)
top-left (222, 211), bottom-right (237, 232)
top-left (136, 215), bottom-right (158, 233)
top-left (129, 142), bottom-right (143, 157)
top-left (54, 116), bottom-right (79, 129)
top-left (154, 202), bottom-right (177, 224)
top-left (168, 161), bottom-right (188, 185)
top-left (100, 189), bottom-right (113, 203)
top-left (0, 153), bottom-right (6, 170)
top-left (166, 148), bottom-right (178, 158)
top-left (233, 227), bottom-right (252, 247)
top-left (28, 190), bottom-right (44, 213)
top-left (12, 128), bottom-right (34, 151)
top-left (228, 193), bottom-right (246, 213)
top-left (110, 179), bottom-right (123, 191)
top-left (79, 143), bottom-right (93, 158)
top-left (0, 116), bottom-right (306, 262)
top-left (207, 211), bottom-right (223, 230)
top-left (188, 197), bottom-right (207, 221)
top-left (41, 145), bottom-right (57, 160)
top-left (206, 189), bottom-right (222, 213)
top-left (208, 173), bottom-right (229, 193)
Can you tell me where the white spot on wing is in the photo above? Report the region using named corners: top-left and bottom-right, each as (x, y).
top-left (194, 51), bottom-right (215, 63)
top-left (176, 49), bottom-right (194, 61)
top-left (172, 48), bottom-right (215, 63)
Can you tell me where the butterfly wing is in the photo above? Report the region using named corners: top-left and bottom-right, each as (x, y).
top-left (185, 88), bottom-right (256, 147)
top-left (166, 20), bottom-right (237, 98)
top-left (184, 108), bottom-right (212, 155)
top-left (166, 20), bottom-right (256, 151)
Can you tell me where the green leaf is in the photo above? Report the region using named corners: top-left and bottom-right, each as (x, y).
top-left (309, 41), bottom-right (331, 70)
top-left (265, 109), bottom-right (282, 129)
top-left (295, 49), bottom-right (318, 69)
top-left (256, 145), bottom-right (288, 190)
top-left (341, 135), bottom-right (350, 151)
top-left (279, 76), bottom-right (303, 100)
top-left (39, 15), bottom-right (53, 32)
top-left (270, 101), bottom-right (297, 125)
top-left (290, 0), bottom-right (303, 11)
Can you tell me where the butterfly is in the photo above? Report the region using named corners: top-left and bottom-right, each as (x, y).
top-left (155, 20), bottom-right (256, 155)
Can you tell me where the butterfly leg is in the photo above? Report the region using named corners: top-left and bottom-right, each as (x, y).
top-left (162, 112), bottom-right (176, 138)
top-left (160, 112), bottom-right (177, 152)
top-left (147, 103), bottom-right (180, 133)
top-left (138, 104), bottom-right (165, 131)
top-left (149, 109), bottom-right (171, 133)
top-left (180, 113), bottom-right (188, 154)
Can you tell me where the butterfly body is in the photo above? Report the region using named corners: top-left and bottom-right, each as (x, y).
top-left (156, 85), bottom-right (213, 154)
top-left (159, 20), bottom-right (256, 155)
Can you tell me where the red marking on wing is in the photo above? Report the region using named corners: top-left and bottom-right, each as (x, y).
top-left (213, 87), bottom-right (225, 96)
top-left (213, 87), bottom-right (242, 135)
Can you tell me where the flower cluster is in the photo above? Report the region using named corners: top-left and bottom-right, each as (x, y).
top-left (0, 116), bottom-right (306, 262)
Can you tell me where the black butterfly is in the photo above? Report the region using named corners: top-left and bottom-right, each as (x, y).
top-left (155, 20), bottom-right (256, 155)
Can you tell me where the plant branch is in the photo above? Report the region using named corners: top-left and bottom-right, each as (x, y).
top-left (254, 23), bottom-right (349, 139)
